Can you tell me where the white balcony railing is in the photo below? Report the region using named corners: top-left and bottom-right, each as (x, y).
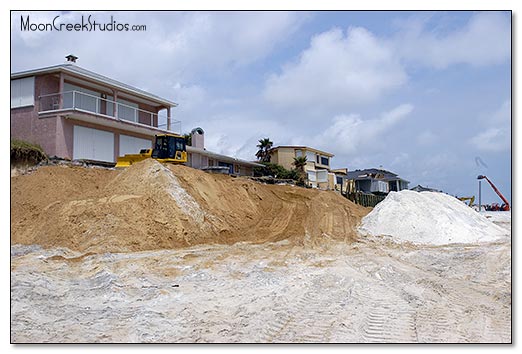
top-left (38, 90), bottom-right (180, 132)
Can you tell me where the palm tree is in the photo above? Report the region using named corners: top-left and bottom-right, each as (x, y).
top-left (292, 156), bottom-right (308, 185)
top-left (256, 138), bottom-right (273, 162)
top-left (292, 156), bottom-right (308, 171)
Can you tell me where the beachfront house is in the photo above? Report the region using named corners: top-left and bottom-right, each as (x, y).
top-left (11, 55), bottom-right (178, 163)
top-left (11, 55), bottom-right (262, 176)
top-left (346, 168), bottom-right (410, 194)
top-left (269, 145), bottom-right (336, 189)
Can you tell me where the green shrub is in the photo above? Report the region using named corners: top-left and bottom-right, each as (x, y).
top-left (10, 139), bottom-right (48, 166)
top-left (254, 162), bottom-right (300, 180)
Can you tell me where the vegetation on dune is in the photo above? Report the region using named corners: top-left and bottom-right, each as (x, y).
top-left (254, 162), bottom-right (300, 180)
top-left (10, 139), bottom-right (48, 166)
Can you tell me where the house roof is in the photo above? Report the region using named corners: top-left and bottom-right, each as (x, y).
top-left (331, 168), bottom-right (348, 175)
top-left (346, 168), bottom-right (409, 183)
top-left (410, 184), bottom-right (441, 192)
top-left (187, 146), bottom-right (264, 168)
top-left (270, 145), bottom-right (334, 157)
top-left (11, 64), bottom-right (177, 107)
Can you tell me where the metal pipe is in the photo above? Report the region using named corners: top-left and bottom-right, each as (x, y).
top-left (478, 180), bottom-right (482, 212)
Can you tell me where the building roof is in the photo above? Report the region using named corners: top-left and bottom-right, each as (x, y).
top-left (187, 146), bottom-right (264, 168)
top-left (270, 145), bottom-right (334, 157)
top-left (331, 168), bottom-right (348, 175)
top-left (410, 184), bottom-right (441, 192)
top-left (11, 63), bottom-right (177, 107)
top-left (346, 168), bottom-right (409, 183)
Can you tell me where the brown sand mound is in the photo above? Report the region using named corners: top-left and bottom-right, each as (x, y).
top-left (11, 159), bottom-right (369, 253)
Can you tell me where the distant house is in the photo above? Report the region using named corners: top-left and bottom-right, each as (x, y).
top-left (186, 128), bottom-right (263, 177)
top-left (330, 168), bottom-right (350, 192)
top-left (410, 184), bottom-right (441, 193)
top-left (346, 168), bottom-right (409, 194)
top-left (269, 146), bottom-right (336, 189)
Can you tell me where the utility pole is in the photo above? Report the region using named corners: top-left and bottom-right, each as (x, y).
top-left (478, 180), bottom-right (482, 212)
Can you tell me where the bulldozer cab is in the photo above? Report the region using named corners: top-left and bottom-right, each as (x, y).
top-left (115, 134), bottom-right (187, 168)
top-left (151, 135), bottom-right (187, 162)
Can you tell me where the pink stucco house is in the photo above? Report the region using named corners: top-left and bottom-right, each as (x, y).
top-left (11, 57), bottom-right (178, 163)
top-left (11, 56), bottom-right (263, 175)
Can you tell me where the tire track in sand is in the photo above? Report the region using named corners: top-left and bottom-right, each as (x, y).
top-left (262, 274), bottom-right (353, 343)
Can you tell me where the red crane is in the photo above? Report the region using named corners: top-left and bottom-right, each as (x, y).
top-left (477, 175), bottom-right (510, 211)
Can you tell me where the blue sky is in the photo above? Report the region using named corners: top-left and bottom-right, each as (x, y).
top-left (10, 10), bottom-right (511, 204)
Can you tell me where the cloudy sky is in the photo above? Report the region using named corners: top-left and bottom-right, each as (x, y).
top-left (10, 10), bottom-right (511, 203)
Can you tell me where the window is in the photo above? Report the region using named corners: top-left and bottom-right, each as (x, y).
top-left (218, 161), bottom-right (234, 174)
top-left (316, 170), bottom-right (328, 183)
top-left (295, 149), bottom-right (303, 157)
top-left (11, 77), bottom-right (35, 108)
top-left (305, 151), bottom-right (315, 163)
top-left (175, 137), bottom-right (185, 152)
top-left (320, 156), bottom-right (329, 166)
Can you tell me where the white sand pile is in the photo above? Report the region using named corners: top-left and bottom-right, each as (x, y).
top-left (359, 190), bottom-right (509, 245)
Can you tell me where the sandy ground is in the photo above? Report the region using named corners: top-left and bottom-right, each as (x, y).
top-left (11, 160), bottom-right (366, 253)
top-left (11, 231), bottom-right (511, 343)
top-left (10, 162), bottom-right (511, 343)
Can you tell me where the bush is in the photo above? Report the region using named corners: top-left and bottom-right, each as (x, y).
top-left (10, 139), bottom-right (48, 166)
top-left (253, 162), bottom-right (300, 180)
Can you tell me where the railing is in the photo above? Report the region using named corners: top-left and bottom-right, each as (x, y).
top-left (346, 192), bottom-right (386, 208)
top-left (38, 90), bottom-right (178, 131)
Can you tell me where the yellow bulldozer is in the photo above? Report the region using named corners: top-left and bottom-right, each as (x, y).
top-left (115, 134), bottom-right (187, 168)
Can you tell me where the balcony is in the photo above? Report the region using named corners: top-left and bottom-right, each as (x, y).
top-left (38, 91), bottom-right (180, 132)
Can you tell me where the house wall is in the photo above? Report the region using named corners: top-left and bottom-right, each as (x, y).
top-left (269, 150), bottom-right (280, 165)
top-left (11, 75), bottom-right (60, 156)
top-left (305, 161), bottom-right (316, 171)
top-left (327, 173), bottom-right (336, 190)
top-left (187, 151), bottom-right (256, 176)
top-left (272, 147), bottom-right (332, 171)
top-left (271, 148), bottom-right (296, 170)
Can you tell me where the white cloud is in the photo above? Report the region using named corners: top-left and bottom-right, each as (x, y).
top-left (393, 11), bottom-right (510, 69)
top-left (263, 26), bottom-right (407, 110)
top-left (312, 103), bottom-right (414, 156)
top-left (469, 100), bottom-right (511, 152)
top-left (11, 11), bottom-right (306, 84)
top-left (416, 130), bottom-right (438, 146)
top-left (201, 115), bottom-right (286, 160)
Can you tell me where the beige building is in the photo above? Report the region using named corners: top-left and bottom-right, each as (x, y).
top-left (269, 146), bottom-right (336, 189)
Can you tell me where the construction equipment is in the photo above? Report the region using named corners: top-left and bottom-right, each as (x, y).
top-left (115, 134), bottom-right (187, 168)
top-left (458, 196), bottom-right (475, 207)
top-left (477, 175), bottom-right (510, 211)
